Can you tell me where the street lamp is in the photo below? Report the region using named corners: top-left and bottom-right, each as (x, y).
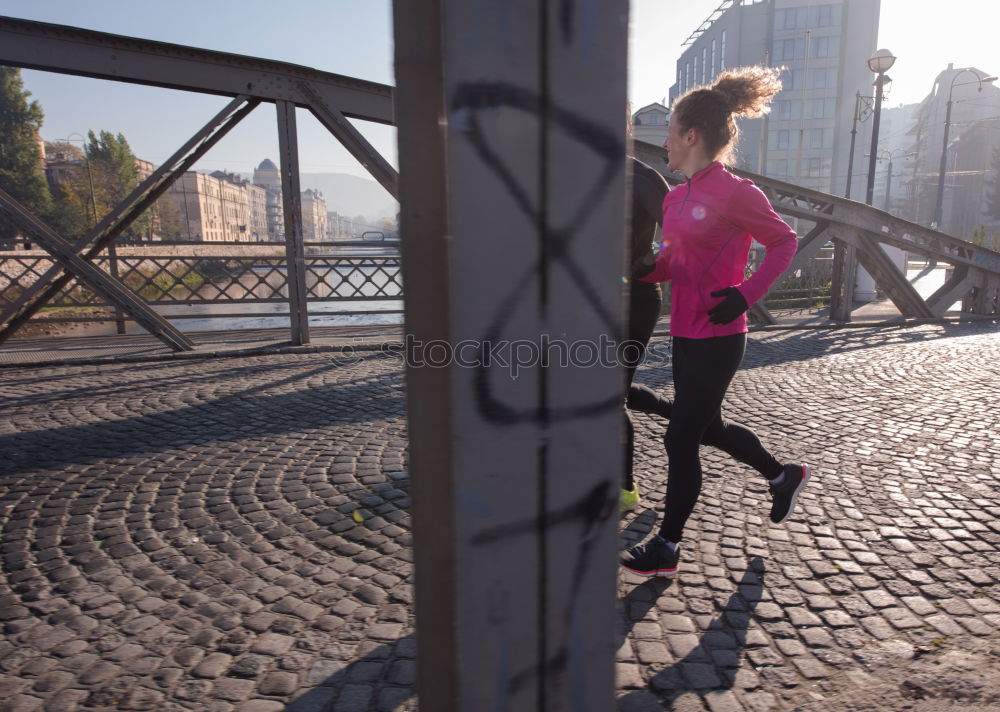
top-left (932, 68), bottom-right (998, 229)
top-left (865, 49), bottom-right (895, 206)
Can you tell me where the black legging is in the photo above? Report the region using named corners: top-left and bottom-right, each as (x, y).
top-left (658, 333), bottom-right (783, 543)
top-left (622, 281), bottom-right (673, 489)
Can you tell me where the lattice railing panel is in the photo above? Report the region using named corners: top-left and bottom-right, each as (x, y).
top-left (758, 246), bottom-right (835, 312)
top-left (0, 250), bottom-right (404, 325)
top-left (307, 257), bottom-right (403, 300)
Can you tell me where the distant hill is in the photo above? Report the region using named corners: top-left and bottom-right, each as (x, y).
top-left (212, 169), bottom-right (397, 222)
top-left (300, 172), bottom-right (397, 221)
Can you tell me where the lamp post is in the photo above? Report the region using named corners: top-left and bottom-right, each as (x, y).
top-left (845, 91), bottom-right (875, 199)
top-left (877, 148), bottom-right (912, 213)
top-left (864, 49), bottom-right (895, 206)
top-left (932, 68), bottom-right (998, 229)
top-left (65, 133), bottom-right (98, 228)
top-left (833, 49), bottom-right (895, 319)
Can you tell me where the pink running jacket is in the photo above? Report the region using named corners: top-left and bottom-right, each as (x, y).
top-left (640, 161), bottom-right (797, 339)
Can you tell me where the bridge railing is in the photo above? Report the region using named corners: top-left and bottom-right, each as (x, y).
top-left (0, 241), bottom-right (403, 333)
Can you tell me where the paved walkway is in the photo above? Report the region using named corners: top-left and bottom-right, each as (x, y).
top-left (1, 322), bottom-right (999, 711)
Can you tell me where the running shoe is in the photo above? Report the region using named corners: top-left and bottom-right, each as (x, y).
top-left (619, 483), bottom-right (640, 513)
top-left (769, 463), bottom-right (811, 524)
top-left (620, 535), bottom-right (679, 577)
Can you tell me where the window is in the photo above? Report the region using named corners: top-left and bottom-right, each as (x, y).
top-left (768, 129), bottom-right (792, 150)
top-left (801, 156), bottom-right (832, 178)
top-left (806, 128), bottom-right (833, 149)
top-left (804, 97), bottom-right (834, 119)
top-left (811, 4), bottom-right (842, 27)
top-left (711, 39), bottom-right (716, 76)
top-left (772, 38), bottom-right (805, 62)
top-left (781, 68), bottom-right (803, 91)
top-left (810, 36), bottom-right (838, 59)
top-left (775, 7), bottom-right (804, 30)
top-left (766, 159), bottom-right (790, 178)
top-left (721, 31), bottom-right (726, 71)
top-left (693, 54), bottom-right (699, 86)
top-left (702, 47), bottom-right (708, 83)
top-left (686, 62), bottom-right (692, 92)
top-left (773, 99), bottom-right (801, 121)
top-left (808, 67), bottom-right (837, 90)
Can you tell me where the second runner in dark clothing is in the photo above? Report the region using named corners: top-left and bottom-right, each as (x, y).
top-left (622, 157), bottom-right (674, 505)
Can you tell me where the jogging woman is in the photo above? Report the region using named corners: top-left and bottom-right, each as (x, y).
top-left (621, 66), bottom-right (810, 577)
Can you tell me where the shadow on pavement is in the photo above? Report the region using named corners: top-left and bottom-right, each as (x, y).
top-left (0, 353), bottom-right (406, 478)
top-left (283, 635), bottom-right (416, 712)
top-left (617, 557), bottom-right (765, 707)
top-left (286, 561), bottom-right (767, 711)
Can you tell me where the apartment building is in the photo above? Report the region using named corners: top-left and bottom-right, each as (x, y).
top-left (670, 0), bottom-right (880, 196)
top-left (301, 189), bottom-right (329, 241)
top-left (904, 64), bottom-right (1000, 236)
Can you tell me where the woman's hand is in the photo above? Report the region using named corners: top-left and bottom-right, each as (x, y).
top-left (708, 287), bottom-right (748, 324)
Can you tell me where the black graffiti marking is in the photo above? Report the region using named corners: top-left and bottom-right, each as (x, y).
top-left (559, 0), bottom-right (574, 42)
top-left (450, 81), bottom-right (626, 425)
top-left (469, 480), bottom-right (613, 547)
top-left (469, 479), bottom-right (616, 698)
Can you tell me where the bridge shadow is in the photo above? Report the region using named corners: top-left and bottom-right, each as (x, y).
top-left (281, 634), bottom-right (416, 712)
top-left (617, 556), bottom-right (765, 707)
top-left (282, 557), bottom-right (763, 711)
top-left (0, 352), bottom-right (406, 478)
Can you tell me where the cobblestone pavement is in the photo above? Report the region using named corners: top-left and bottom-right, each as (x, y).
top-left (0, 322), bottom-right (998, 711)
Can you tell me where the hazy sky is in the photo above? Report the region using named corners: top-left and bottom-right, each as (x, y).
top-left (2, 0), bottom-right (998, 183)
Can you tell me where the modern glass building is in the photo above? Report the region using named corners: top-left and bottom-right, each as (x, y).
top-left (669, 0), bottom-right (881, 197)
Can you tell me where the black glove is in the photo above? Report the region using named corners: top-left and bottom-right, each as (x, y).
top-left (708, 287), bottom-right (748, 324)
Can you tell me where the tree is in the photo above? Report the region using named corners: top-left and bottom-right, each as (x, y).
top-left (0, 67), bottom-right (53, 240)
top-left (85, 130), bottom-right (150, 239)
top-left (985, 145), bottom-right (1000, 223)
top-left (45, 130), bottom-right (154, 239)
top-left (970, 225), bottom-right (1000, 252)
top-left (44, 140), bottom-right (97, 238)
top-left (148, 194), bottom-right (185, 240)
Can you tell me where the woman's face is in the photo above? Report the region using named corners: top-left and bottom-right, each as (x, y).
top-left (664, 114), bottom-right (688, 173)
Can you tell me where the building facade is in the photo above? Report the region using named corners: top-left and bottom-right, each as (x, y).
top-left (246, 182), bottom-right (268, 242)
top-left (903, 64), bottom-right (1000, 237)
top-left (670, 0), bottom-right (880, 197)
top-left (253, 158), bottom-right (284, 242)
top-left (301, 189), bottom-right (329, 241)
top-left (631, 102), bottom-right (670, 148)
top-left (167, 173), bottom-right (223, 242)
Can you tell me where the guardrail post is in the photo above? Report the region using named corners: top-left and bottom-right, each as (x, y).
top-left (276, 100), bottom-right (310, 345)
top-left (107, 242), bottom-right (127, 334)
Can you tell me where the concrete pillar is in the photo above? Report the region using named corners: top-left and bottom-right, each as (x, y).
top-left (394, 2), bottom-right (629, 710)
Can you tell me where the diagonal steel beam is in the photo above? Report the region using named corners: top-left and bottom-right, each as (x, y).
top-left (0, 15), bottom-right (393, 124)
top-left (926, 265), bottom-right (972, 317)
top-left (0, 187), bottom-right (194, 351)
top-left (0, 96), bottom-right (259, 345)
top-left (300, 82), bottom-right (400, 200)
top-left (850, 230), bottom-right (935, 319)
